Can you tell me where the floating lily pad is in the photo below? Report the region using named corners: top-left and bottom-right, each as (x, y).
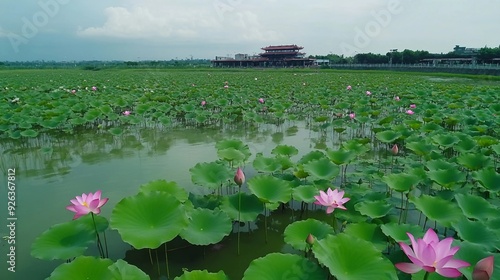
top-left (215, 139), bottom-right (251, 161)
top-left (380, 223), bottom-right (423, 243)
top-left (382, 173), bottom-right (420, 193)
top-left (20, 129), bottom-right (38, 137)
top-left (292, 185), bottom-right (319, 203)
top-left (326, 149), bottom-right (357, 165)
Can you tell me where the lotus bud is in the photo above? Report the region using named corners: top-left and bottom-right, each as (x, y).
top-left (234, 167), bottom-right (245, 187)
top-left (391, 144), bottom-right (399, 155)
top-left (472, 256), bottom-right (494, 280)
top-left (306, 234), bottom-right (315, 245)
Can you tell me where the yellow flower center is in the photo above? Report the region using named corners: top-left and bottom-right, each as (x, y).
top-left (82, 202), bottom-right (88, 207)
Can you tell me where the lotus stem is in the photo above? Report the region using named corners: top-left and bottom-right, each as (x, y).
top-left (398, 192), bottom-right (404, 225)
top-left (148, 249), bottom-right (154, 266)
top-left (164, 243), bottom-right (170, 279)
top-left (264, 204), bottom-right (268, 243)
top-left (155, 249), bottom-right (160, 276)
top-left (423, 271), bottom-right (430, 280)
top-left (238, 186), bottom-right (242, 255)
top-left (91, 213), bottom-right (105, 258)
top-left (102, 230), bottom-right (109, 258)
top-left (331, 212), bottom-right (338, 233)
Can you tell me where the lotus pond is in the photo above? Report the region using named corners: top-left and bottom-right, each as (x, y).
top-left (1, 68), bottom-right (500, 280)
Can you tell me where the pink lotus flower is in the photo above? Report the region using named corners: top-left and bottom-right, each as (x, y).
top-left (394, 96), bottom-right (400, 101)
top-left (66, 190), bottom-right (109, 219)
top-left (92, 86), bottom-right (97, 91)
top-left (392, 144), bottom-right (399, 155)
top-left (234, 167), bottom-right (245, 187)
top-left (472, 256), bottom-right (494, 280)
top-left (349, 113), bottom-right (355, 119)
top-left (306, 233), bottom-right (315, 245)
top-left (258, 98), bottom-right (265, 104)
top-left (201, 100), bottom-right (206, 106)
top-left (313, 188), bottom-right (350, 214)
top-left (366, 91), bottom-right (372, 95)
top-left (123, 111), bottom-right (131, 116)
top-left (71, 89), bottom-right (76, 94)
top-left (410, 104), bottom-right (416, 109)
top-left (406, 110), bottom-right (414, 115)
top-left (224, 85), bottom-right (229, 89)
top-left (395, 228), bottom-right (470, 278)
top-left (346, 85), bottom-right (352, 90)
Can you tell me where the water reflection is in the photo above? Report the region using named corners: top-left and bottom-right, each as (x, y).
top-left (0, 120), bottom-right (374, 279)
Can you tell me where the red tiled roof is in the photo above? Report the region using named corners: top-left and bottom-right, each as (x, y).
top-left (261, 45), bottom-right (303, 51)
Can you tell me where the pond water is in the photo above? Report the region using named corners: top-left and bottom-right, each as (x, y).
top-left (0, 120), bottom-right (365, 279)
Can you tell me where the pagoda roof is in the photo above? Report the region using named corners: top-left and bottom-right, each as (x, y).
top-left (261, 45), bottom-right (303, 51)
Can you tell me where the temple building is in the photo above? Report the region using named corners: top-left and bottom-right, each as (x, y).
top-left (212, 45), bottom-right (315, 67)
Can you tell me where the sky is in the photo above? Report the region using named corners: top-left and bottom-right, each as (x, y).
top-left (0, 0), bottom-right (499, 61)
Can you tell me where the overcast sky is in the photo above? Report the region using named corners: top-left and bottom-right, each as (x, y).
top-left (1, 0), bottom-right (499, 61)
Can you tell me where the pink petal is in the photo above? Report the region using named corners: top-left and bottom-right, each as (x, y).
top-left (395, 262), bottom-right (422, 274)
top-left (444, 259), bottom-right (470, 270)
top-left (423, 228), bottom-right (439, 244)
top-left (336, 205), bottom-right (347, 210)
top-left (399, 242), bottom-right (417, 259)
top-left (66, 205), bottom-right (77, 213)
top-left (97, 197), bottom-right (109, 208)
top-left (326, 206), bottom-right (336, 214)
top-left (420, 243), bottom-right (437, 266)
top-left (436, 267), bottom-right (463, 278)
top-left (339, 197), bottom-right (350, 204)
top-left (433, 237), bottom-right (454, 259)
top-left (88, 199), bottom-right (100, 211)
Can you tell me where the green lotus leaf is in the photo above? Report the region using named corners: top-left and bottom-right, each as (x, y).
top-left (406, 141), bottom-right (437, 157)
top-left (421, 122), bottom-right (443, 133)
top-left (276, 156), bottom-right (294, 171)
top-left (220, 193), bottom-right (263, 222)
top-left (47, 256), bottom-right (114, 280)
top-left (70, 117), bottom-right (86, 126)
top-left (109, 127), bottom-right (123, 136)
top-left (342, 139), bottom-right (371, 155)
top-left (139, 179), bottom-right (188, 202)
top-left (455, 136), bottom-right (477, 153)
top-left (174, 270), bottom-right (229, 280)
top-left (189, 193), bottom-right (222, 210)
top-left (354, 200), bottom-right (392, 219)
top-left (409, 195), bottom-right (463, 227)
top-left (108, 259), bottom-right (150, 280)
top-left (31, 218), bottom-right (96, 260)
top-left (452, 218), bottom-right (500, 251)
top-left (474, 135), bottom-right (498, 147)
top-left (326, 149), bottom-right (357, 165)
top-left (189, 162), bottom-right (231, 189)
top-left (453, 241), bottom-right (500, 280)
top-left (283, 219), bottom-right (334, 250)
top-left (312, 233), bottom-right (398, 280)
top-left (431, 133), bottom-right (459, 148)
top-left (427, 167), bottom-right (467, 189)
top-left (180, 208), bottom-right (232, 246)
top-left (425, 159), bottom-right (456, 171)
top-left (215, 139), bottom-right (251, 161)
top-left (292, 185), bottom-right (319, 203)
top-left (297, 150), bottom-right (326, 164)
top-left (457, 153), bottom-right (491, 171)
top-left (492, 143), bottom-right (500, 155)
top-left (247, 175), bottom-right (292, 204)
top-left (242, 253), bottom-right (326, 280)
top-left (375, 130), bottom-right (401, 143)
top-left (455, 193), bottom-right (498, 220)
top-left (472, 168), bottom-right (500, 192)
top-left (382, 173), bottom-right (420, 192)
top-left (380, 223), bottom-right (423, 243)
top-left (217, 147), bottom-right (246, 163)
top-left (20, 129), bottom-right (38, 137)
top-left (159, 116), bottom-right (171, 126)
top-left (343, 222), bottom-right (387, 251)
top-left (271, 144), bottom-right (299, 157)
top-left (252, 155), bottom-right (281, 173)
top-left (303, 158), bottom-right (340, 180)
top-left (110, 191), bottom-right (187, 249)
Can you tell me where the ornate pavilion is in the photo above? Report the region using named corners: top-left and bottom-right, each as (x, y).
top-left (211, 45), bottom-right (315, 67)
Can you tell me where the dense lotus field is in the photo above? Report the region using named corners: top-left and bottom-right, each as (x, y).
top-left (2, 68), bottom-right (500, 279)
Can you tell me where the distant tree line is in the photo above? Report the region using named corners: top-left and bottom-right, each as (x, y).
top-left (313, 46), bottom-right (500, 65)
top-left (0, 59), bottom-right (212, 69)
